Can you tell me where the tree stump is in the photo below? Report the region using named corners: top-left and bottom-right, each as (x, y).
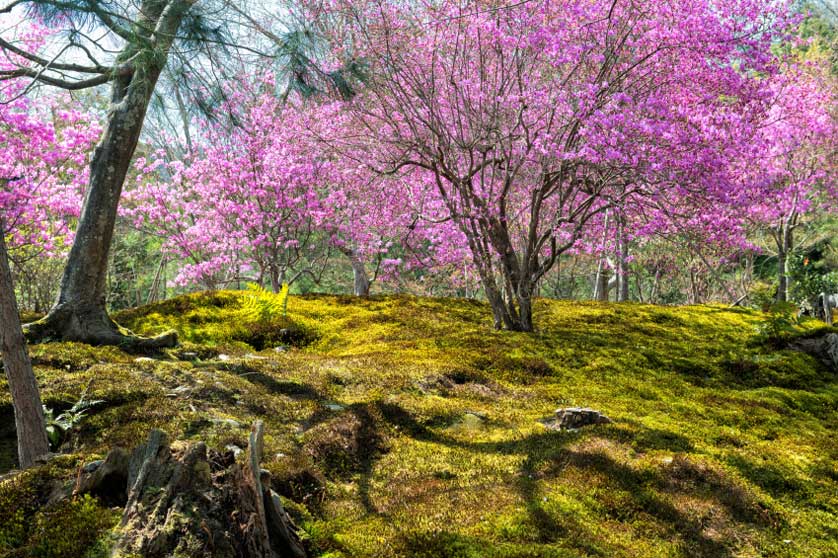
top-left (78, 422), bottom-right (306, 558)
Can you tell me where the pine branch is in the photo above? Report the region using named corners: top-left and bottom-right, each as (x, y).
top-left (0, 1), bottom-right (26, 13)
top-left (0, 35), bottom-right (112, 74)
top-left (0, 67), bottom-right (111, 89)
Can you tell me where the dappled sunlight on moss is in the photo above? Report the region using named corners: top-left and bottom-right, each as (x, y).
top-left (1, 292), bottom-right (835, 557)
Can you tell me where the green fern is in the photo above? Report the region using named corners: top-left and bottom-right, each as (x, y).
top-left (279, 282), bottom-right (290, 317)
top-left (240, 282), bottom-right (289, 322)
top-left (43, 396), bottom-right (105, 450)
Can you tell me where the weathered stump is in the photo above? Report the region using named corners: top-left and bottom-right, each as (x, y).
top-left (77, 422), bottom-right (306, 558)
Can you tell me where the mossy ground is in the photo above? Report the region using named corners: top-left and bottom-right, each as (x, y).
top-left (1, 292), bottom-right (836, 557)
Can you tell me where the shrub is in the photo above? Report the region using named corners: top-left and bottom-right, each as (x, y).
top-left (755, 302), bottom-right (803, 344)
top-left (749, 281), bottom-right (777, 312)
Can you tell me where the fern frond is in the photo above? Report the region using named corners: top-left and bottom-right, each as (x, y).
top-left (278, 282), bottom-right (290, 317)
top-left (240, 282), bottom-right (288, 322)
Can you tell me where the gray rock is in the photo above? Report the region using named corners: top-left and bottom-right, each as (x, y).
top-left (791, 332), bottom-right (838, 372)
top-left (212, 418), bottom-right (242, 429)
top-left (542, 407), bottom-right (611, 431)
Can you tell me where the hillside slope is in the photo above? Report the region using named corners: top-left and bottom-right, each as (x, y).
top-left (1, 292), bottom-right (836, 558)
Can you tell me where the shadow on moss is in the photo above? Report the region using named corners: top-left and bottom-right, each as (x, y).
top-left (374, 401), bottom-right (783, 558)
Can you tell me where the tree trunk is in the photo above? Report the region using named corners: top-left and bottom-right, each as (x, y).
top-left (77, 423), bottom-right (307, 558)
top-left (269, 264), bottom-right (281, 294)
top-left (593, 209), bottom-right (611, 302)
top-left (0, 223), bottom-right (49, 469)
top-left (617, 215), bottom-right (629, 302)
top-left (775, 218), bottom-right (795, 304)
top-left (688, 269), bottom-right (698, 304)
top-left (340, 249), bottom-right (370, 296)
top-left (453, 209), bottom-right (535, 331)
top-left (351, 258), bottom-right (370, 297)
top-left (649, 268), bottom-right (660, 303)
top-left (517, 293), bottom-right (533, 331)
top-left (776, 250), bottom-right (788, 303)
top-left (594, 268), bottom-right (610, 302)
top-left (776, 226), bottom-right (793, 305)
top-left (490, 279), bottom-right (532, 331)
top-left (466, 235), bottom-right (535, 331)
top-left (24, 0), bottom-right (192, 349)
top-left (618, 271), bottom-right (629, 302)
top-left (480, 279), bottom-right (512, 330)
top-left (822, 293), bottom-right (834, 326)
top-left (480, 280), bottom-right (532, 332)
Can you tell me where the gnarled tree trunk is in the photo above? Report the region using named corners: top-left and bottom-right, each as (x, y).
top-left (24, 0), bottom-right (192, 349)
top-left (0, 220), bottom-right (49, 468)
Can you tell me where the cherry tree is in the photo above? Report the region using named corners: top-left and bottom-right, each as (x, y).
top-left (126, 101), bottom-right (335, 292)
top-left (126, 86), bottom-right (462, 296)
top-left (579, 54), bottom-right (837, 307)
top-left (734, 64), bottom-right (837, 302)
top-left (324, 142), bottom-right (469, 296)
top-left (1, 45), bottom-right (99, 467)
top-left (314, 0), bottom-right (795, 330)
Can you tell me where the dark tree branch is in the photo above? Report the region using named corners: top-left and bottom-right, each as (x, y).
top-left (0, 35), bottom-right (112, 73)
top-left (0, 67), bottom-right (112, 89)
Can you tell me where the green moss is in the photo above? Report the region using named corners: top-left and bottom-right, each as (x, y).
top-left (29, 343), bottom-right (133, 372)
top-left (115, 291), bottom-right (318, 349)
top-left (0, 456), bottom-right (85, 554)
top-left (29, 495), bottom-right (120, 558)
top-left (2, 293), bottom-right (835, 558)
top-left (0, 471), bottom-right (38, 550)
top-left (19, 311), bottom-right (44, 324)
top-left (302, 404), bottom-right (391, 480)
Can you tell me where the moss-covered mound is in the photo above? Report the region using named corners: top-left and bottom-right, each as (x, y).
top-left (1, 292), bottom-right (836, 558)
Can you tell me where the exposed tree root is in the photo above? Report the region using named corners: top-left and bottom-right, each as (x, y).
top-left (23, 303), bottom-right (177, 351)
